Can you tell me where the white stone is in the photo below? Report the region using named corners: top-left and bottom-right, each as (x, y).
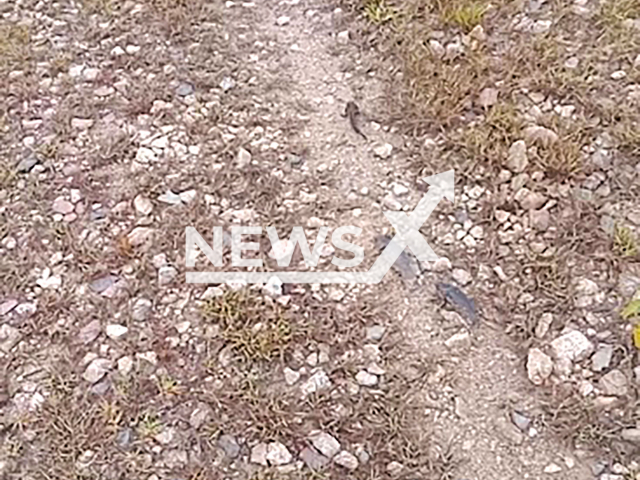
top-left (507, 140), bottom-right (528, 173)
top-left (263, 276), bottom-right (283, 297)
top-left (328, 288), bottom-right (345, 302)
top-left (462, 235), bottom-right (477, 248)
top-left (551, 331), bottom-right (594, 362)
top-left (117, 356), bottom-right (133, 375)
top-left (158, 265), bottom-right (178, 286)
top-left (373, 143), bottom-right (393, 159)
top-left (478, 87), bottom-right (498, 108)
top-left (71, 118), bottom-right (94, 130)
top-left (284, 367), bottom-right (300, 385)
top-left (469, 225), bottom-right (484, 239)
top-left (137, 351), bottom-right (158, 365)
top-left (334, 450), bottom-right (359, 470)
top-left (175, 321), bottom-right (190, 334)
top-left (106, 324), bottom-right (128, 340)
top-left (452, 268), bottom-right (472, 286)
top-left (337, 30), bottom-right (350, 43)
top-left (523, 125), bottom-right (558, 147)
top-left (355, 370), bottom-right (378, 386)
top-left (52, 197), bottom-right (74, 214)
top-left (266, 442), bottom-right (292, 465)
top-left (433, 257), bottom-right (451, 272)
top-left (544, 463), bottom-right (562, 474)
top-left (153, 254), bottom-right (167, 270)
top-left (527, 348), bottom-right (553, 385)
top-left (309, 431), bottom-right (341, 458)
top-left (135, 147), bottom-right (156, 163)
top-left (366, 325), bottom-right (386, 341)
top-left (83, 67), bottom-right (100, 81)
top-left (391, 182), bottom-right (409, 197)
top-left (444, 330), bottom-right (471, 350)
top-left (68, 64), bottom-right (84, 77)
top-left (237, 147), bottom-right (252, 168)
top-left (0, 324), bottom-right (21, 353)
top-left (83, 358), bottom-right (112, 383)
top-left (154, 427), bottom-right (175, 445)
top-left (127, 227), bottom-right (154, 248)
top-left (179, 189), bottom-right (197, 204)
top-left (132, 298), bottom-right (152, 321)
top-left (469, 24), bottom-right (486, 41)
top-left (251, 443), bottom-right (268, 465)
top-left (134, 194), bottom-right (153, 215)
top-left (535, 313), bottom-right (553, 339)
top-left (532, 19), bottom-right (552, 33)
top-left (300, 370), bottom-right (331, 396)
top-left (599, 369), bottom-right (628, 396)
top-left (429, 39), bottom-right (445, 58)
top-left (575, 278), bottom-right (598, 296)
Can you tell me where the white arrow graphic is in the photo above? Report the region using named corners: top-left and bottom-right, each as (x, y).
top-left (186, 170), bottom-right (454, 284)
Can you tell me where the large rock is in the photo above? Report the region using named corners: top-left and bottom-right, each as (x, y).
top-left (300, 447), bottom-right (329, 470)
top-left (551, 331), bottom-right (594, 362)
top-left (507, 140), bottom-right (528, 173)
top-left (83, 358), bottom-right (112, 384)
top-left (334, 450), bottom-right (359, 470)
top-left (591, 344), bottom-right (613, 372)
top-left (78, 320), bottom-right (101, 344)
top-left (523, 125), bottom-right (559, 147)
top-left (250, 443), bottom-right (268, 465)
top-left (599, 369), bottom-right (628, 396)
top-left (309, 431), bottom-right (340, 458)
top-left (0, 324), bottom-right (22, 353)
top-left (527, 348), bottom-right (553, 385)
top-left (217, 434), bottom-right (240, 458)
top-left (300, 370), bottom-right (331, 396)
top-left (266, 442), bottom-right (292, 465)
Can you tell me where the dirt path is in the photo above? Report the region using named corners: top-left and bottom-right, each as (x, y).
top-left (227, 1), bottom-right (596, 478)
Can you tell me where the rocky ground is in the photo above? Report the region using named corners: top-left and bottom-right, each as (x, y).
top-left (1, 0), bottom-right (640, 479)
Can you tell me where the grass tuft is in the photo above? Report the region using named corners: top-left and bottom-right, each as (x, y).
top-left (441, 0), bottom-right (489, 31)
top-left (364, 0), bottom-right (398, 24)
top-left (0, 24), bottom-right (31, 71)
top-left (614, 223), bottom-right (638, 257)
top-left (202, 291), bottom-right (292, 361)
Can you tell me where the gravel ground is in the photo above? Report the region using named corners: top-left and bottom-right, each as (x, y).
top-left (1, 0), bottom-right (639, 479)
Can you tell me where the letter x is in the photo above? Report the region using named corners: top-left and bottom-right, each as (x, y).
top-left (383, 193), bottom-right (440, 262)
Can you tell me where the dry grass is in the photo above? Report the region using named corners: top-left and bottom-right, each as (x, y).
top-left (614, 223), bottom-right (639, 258)
top-left (201, 291), bottom-right (293, 362)
top-left (598, 0), bottom-right (640, 32)
top-left (363, 0), bottom-right (398, 25)
top-left (437, 0), bottom-right (489, 31)
top-left (0, 24), bottom-right (31, 71)
top-left (449, 101), bottom-right (522, 167)
top-left (393, 45), bottom-right (493, 132)
top-left (540, 390), bottom-right (626, 451)
top-left (1, 295), bottom-right (454, 480)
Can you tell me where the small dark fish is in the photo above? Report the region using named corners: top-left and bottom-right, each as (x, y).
top-left (436, 282), bottom-right (477, 325)
top-left (343, 101), bottom-right (367, 140)
top-left (375, 235), bottom-right (420, 280)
